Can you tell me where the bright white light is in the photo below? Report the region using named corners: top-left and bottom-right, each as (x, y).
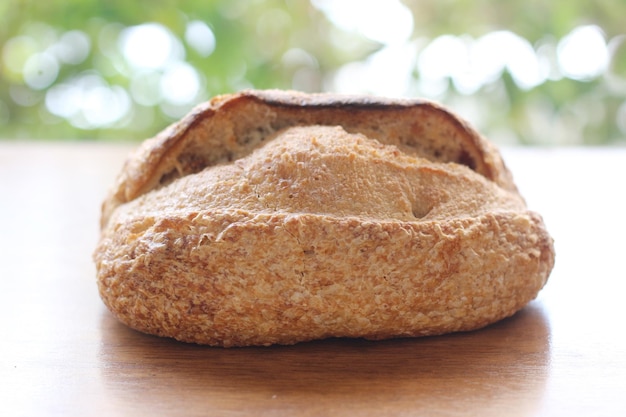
top-left (82, 85), bottom-right (131, 127)
top-left (502, 33), bottom-right (546, 90)
top-left (52, 30), bottom-right (91, 65)
top-left (45, 83), bottom-right (82, 118)
top-left (363, 42), bottom-right (418, 96)
top-left (417, 35), bottom-right (467, 80)
top-left (185, 20), bottom-right (216, 57)
top-left (417, 35), bottom-right (477, 94)
top-left (450, 36), bottom-right (484, 95)
top-left (415, 77), bottom-right (448, 98)
top-left (312, 0), bottom-right (413, 44)
top-left (470, 32), bottom-right (508, 83)
top-left (557, 25), bottom-right (609, 80)
top-left (331, 42), bottom-right (417, 96)
top-left (472, 31), bottom-right (540, 86)
top-left (160, 62), bottom-right (201, 105)
top-left (23, 52), bottom-right (59, 90)
top-left (119, 23), bottom-right (183, 69)
top-left (44, 72), bottom-right (131, 128)
top-left (417, 31), bottom-right (546, 94)
top-left (331, 61), bottom-right (366, 94)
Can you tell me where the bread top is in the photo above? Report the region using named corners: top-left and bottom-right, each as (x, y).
top-left (101, 90), bottom-right (520, 228)
top-left (107, 125), bottom-right (525, 229)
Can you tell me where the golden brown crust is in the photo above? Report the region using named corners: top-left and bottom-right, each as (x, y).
top-left (94, 90), bottom-right (554, 347)
top-left (100, 90), bottom-right (517, 228)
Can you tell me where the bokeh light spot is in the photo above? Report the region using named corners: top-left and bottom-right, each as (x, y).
top-left (44, 72), bottom-right (131, 129)
top-left (160, 62), bottom-right (201, 106)
top-left (313, 0), bottom-right (413, 45)
top-left (52, 30), bottom-right (91, 65)
top-left (23, 52), bottom-right (59, 90)
top-left (119, 23), bottom-right (183, 70)
top-left (558, 25), bottom-right (609, 80)
top-left (185, 20), bottom-right (216, 57)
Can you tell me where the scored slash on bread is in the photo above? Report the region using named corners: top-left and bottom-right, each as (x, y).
top-left (102, 90), bottom-right (518, 226)
top-left (94, 90), bottom-right (554, 347)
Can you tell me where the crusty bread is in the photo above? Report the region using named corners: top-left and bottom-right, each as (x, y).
top-left (94, 90), bottom-right (554, 347)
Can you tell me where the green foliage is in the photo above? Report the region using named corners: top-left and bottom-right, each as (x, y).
top-left (1, 0), bottom-right (625, 144)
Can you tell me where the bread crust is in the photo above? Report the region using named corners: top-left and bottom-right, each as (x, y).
top-left (94, 90), bottom-right (554, 347)
top-left (100, 90), bottom-right (517, 227)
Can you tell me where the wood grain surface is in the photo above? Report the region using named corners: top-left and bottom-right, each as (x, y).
top-left (1, 142), bottom-right (625, 417)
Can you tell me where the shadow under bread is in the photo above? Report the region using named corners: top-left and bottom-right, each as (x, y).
top-left (97, 302), bottom-right (550, 416)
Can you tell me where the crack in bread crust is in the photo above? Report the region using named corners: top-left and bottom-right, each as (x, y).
top-left (101, 90), bottom-right (517, 228)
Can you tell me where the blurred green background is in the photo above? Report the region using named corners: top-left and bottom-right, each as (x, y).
top-left (1, 0), bottom-right (625, 145)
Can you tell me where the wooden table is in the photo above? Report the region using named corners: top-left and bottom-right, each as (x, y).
top-left (1, 142), bottom-right (625, 417)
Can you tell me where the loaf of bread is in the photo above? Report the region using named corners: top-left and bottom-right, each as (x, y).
top-left (94, 90), bottom-right (554, 347)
